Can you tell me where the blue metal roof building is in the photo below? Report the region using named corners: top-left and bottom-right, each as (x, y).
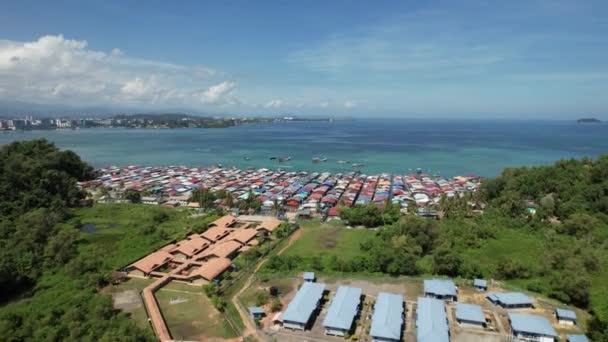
top-left (424, 279), bottom-right (457, 301)
top-left (416, 297), bottom-right (449, 342)
top-left (555, 308), bottom-right (577, 324)
top-left (473, 278), bottom-right (487, 291)
top-left (455, 303), bottom-right (486, 328)
top-left (487, 292), bottom-right (533, 308)
top-left (282, 282), bottom-right (326, 330)
top-left (322, 286), bottom-right (363, 336)
top-left (248, 306), bottom-right (265, 318)
top-left (303, 271), bottom-right (315, 282)
top-left (567, 334), bottom-right (589, 342)
top-left (508, 313), bottom-right (558, 341)
top-left (370, 292), bottom-right (404, 342)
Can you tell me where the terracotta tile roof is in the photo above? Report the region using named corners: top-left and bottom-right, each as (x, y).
top-left (171, 235), bottom-right (210, 257)
top-left (131, 250), bottom-right (174, 274)
top-left (256, 217), bottom-right (283, 232)
top-left (201, 225), bottom-right (231, 242)
top-left (208, 215), bottom-right (236, 229)
top-left (227, 229), bottom-right (258, 244)
top-left (198, 240), bottom-right (242, 259)
top-left (191, 258), bottom-right (232, 281)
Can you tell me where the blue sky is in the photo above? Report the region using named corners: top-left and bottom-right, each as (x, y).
top-left (0, 0), bottom-right (607, 118)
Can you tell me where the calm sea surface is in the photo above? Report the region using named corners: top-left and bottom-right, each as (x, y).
top-left (1, 119), bottom-right (607, 177)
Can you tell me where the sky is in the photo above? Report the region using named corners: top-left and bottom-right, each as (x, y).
top-left (0, 0), bottom-right (607, 118)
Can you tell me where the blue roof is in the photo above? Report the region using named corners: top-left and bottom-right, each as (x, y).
top-left (370, 292), bottom-right (404, 340)
top-left (416, 297), bottom-right (449, 342)
top-left (424, 279), bottom-right (456, 297)
top-left (474, 279), bottom-right (487, 288)
top-left (303, 272), bottom-right (315, 280)
top-left (487, 292), bottom-right (533, 306)
top-left (282, 282), bottom-right (326, 324)
top-left (248, 306), bottom-right (264, 315)
top-left (567, 334), bottom-right (589, 342)
top-left (556, 308), bottom-right (577, 321)
top-left (455, 303), bottom-right (485, 324)
top-left (322, 286), bottom-right (363, 330)
top-left (509, 313), bottom-right (558, 338)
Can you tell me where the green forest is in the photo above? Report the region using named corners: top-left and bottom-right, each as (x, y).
top-left (0, 140), bottom-right (202, 341)
top-left (1, 139), bottom-right (608, 340)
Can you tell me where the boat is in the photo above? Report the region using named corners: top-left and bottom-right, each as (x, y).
top-left (278, 157), bottom-right (291, 162)
top-left (312, 157), bottom-right (328, 163)
top-left (244, 157), bottom-right (251, 160)
top-left (352, 163), bottom-right (366, 167)
top-left (337, 160), bottom-right (350, 164)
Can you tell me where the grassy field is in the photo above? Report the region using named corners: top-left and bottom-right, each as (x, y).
top-left (71, 204), bottom-right (199, 269)
top-left (460, 228), bottom-right (546, 275)
top-left (155, 287), bottom-right (237, 340)
top-left (283, 220), bottom-right (374, 262)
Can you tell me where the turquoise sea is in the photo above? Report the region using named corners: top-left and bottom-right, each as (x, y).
top-left (1, 119), bottom-right (607, 177)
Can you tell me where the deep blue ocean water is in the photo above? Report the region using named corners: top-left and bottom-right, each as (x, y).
top-left (1, 119), bottom-right (607, 177)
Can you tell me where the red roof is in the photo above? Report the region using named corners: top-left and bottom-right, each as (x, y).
top-left (328, 207), bottom-right (339, 216)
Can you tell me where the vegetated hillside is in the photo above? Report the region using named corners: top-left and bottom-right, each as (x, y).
top-left (265, 155), bottom-right (608, 340)
top-left (0, 139), bottom-right (199, 341)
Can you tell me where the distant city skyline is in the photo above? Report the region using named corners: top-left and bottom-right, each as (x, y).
top-left (1, 0), bottom-right (607, 118)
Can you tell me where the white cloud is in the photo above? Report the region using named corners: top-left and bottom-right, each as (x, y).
top-left (111, 48), bottom-right (123, 56)
top-left (264, 99), bottom-right (283, 109)
top-left (344, 100), bottom-right (356, 108)
top-left (0, 34), bottom-right (239, 108)
top-left (199, 81), bottom-right (237, 104)
top-left (319, 101), bottom-right (330, 108)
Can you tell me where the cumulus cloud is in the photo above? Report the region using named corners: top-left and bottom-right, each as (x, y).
top-left (264, 99), bottom-right (283, 109)
top-left (0, 34), bottom-right (238, 108)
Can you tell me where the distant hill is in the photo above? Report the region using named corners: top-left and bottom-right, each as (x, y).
top-left (577, 118), bottom-right (601, 123)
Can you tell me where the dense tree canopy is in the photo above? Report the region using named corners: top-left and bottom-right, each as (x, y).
top-left (0, 140), bottom-right (153, 341)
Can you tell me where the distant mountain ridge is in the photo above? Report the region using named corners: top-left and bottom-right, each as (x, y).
top-left (577, 118), bottom-right (601, 123)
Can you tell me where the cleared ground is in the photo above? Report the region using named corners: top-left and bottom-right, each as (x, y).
top-left (281, 221), bottom-right (375, 269)
top-left (250, 275), bottom-right (586, 342)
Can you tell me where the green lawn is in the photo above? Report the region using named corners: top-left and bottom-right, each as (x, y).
top-left (155, 288), bottom-right (236, 340)
top-left (284, 221), bottom-right (374, 261)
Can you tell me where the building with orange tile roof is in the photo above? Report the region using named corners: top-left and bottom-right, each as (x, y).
top-left (227, 228), bottom-right (259, 245)
top-left (257, 217), bottom-right (283, 235)
top-left (201, 225), bottom-right (231, 242)
top-left (128, 250), bottom-right (174, 277)
top-left (189, 258), bottom-right (232, 284)
top-left (170, 235), bottom-right (211, 260)
top-left (197, 240), bottom-right (242, 260)
top-left (208, 215), bottom-right (236, 229)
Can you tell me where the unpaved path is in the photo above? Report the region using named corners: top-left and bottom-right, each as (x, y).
top-left (231, 228), bottom-right (304, 340)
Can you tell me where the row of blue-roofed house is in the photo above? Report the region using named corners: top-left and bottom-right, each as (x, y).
top-left (272, 275), bottom-right (589, 342)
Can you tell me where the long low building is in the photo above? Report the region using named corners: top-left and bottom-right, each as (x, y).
top-left (555, 308), bottom-right (577, 326)
top-left (417, 297), bottom-right (450, 342)
top-left (509, 313), bottom-right (558, 342)
top-left (455, 303), bottom-right (486, 328)
top-left (370, 292), bottom-right (404, 342)
top-left (282, 282), bottom-right (326, 331)
top-left (424, 279), bottom-right (457, 301)
top-left (567, 334), bottom-right (589, 342)
top-left (487, 292), bottom-right (533, 309)
top-left (322, 286), bottom-right (363, 336)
